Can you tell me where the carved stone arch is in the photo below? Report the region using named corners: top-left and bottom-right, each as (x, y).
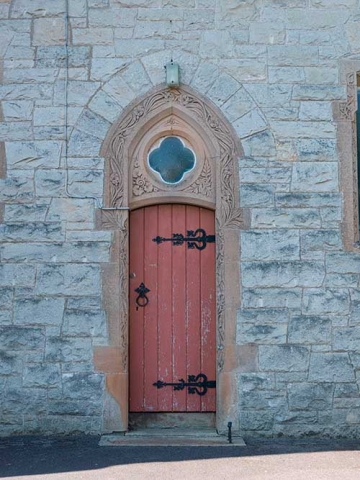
top-left (97, 84), bottom-right (249, 434)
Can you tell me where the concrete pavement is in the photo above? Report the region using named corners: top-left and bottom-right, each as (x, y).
top-left (0, 435), bottom-right (359, 480)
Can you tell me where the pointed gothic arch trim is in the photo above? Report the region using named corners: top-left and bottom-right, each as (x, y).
top-left (96, 84), bottom-right (250, 434)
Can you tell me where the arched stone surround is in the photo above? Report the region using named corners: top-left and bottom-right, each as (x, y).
top-left (67, 59), bottom-right (274, 434)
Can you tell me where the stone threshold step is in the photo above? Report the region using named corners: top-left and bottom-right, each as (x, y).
top-left (99, 430), bottom-right (246, 447)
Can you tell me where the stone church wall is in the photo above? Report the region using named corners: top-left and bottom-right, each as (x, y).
top-left (1, 0), bottom-right (360, 437)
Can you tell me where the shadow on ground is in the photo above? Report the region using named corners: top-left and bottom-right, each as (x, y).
top-left (0, 435), bottom-right (359, 478)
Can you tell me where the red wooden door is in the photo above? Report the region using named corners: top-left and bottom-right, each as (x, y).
top-left (129, 204), bottom-right (216, 412)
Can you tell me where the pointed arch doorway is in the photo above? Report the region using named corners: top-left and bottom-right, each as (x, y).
top-left (129, 204), bottom-right (216, 422)
top-left (99, 85), bottom-right (247, 434)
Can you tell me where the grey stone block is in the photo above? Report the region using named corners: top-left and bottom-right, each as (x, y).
top-left (334, 327), bottom-right (360, 351)
top-left (302, 288), bottom-right (350, 315)
top-left (242, 288), bottom-right (302, 310)
top-left (240, 184), bottom-right (274, 208)
top-left (294, 138), bottom-right (337, 162)
top-left (0, 288), bottom-right (13, 309)
top-left (76, 109), bottom-right (111, 140)
top-left (287, 383), bottom-right (334, 410)
top-left (301, 230), bottom-right (342, 253)
top-left (35, 170), bottom-right (66, 197)
top-left (4, 204), bottom-right (49, 222)
top-left (242, 261), bottom-right (325, 288)
top-left (275, 193), bottom-right (341, 208)
top-left (88, 90), bottom-right (123, 123)
top-left (67, 130), bottom-right (101, 157)
top-left (11, 0), bottom-right (66, 18)
top-left (14, 297), bottom-right (65, 326)
top-left (67, 170), bottom-right (103, 197)
top-left (326, 253), bottom-right (360, 274)
top-left (240, 410), bottom-right (274, 431)
top-left (259, 345), bottom-right (310, 372)
top-left (23, 363), bottom-right (61, 388)
top-left (238, 323), bottom-right (287, 345)
top-left (242, 130), bottom-right (276, 157)
top-left (309, 353), bottom-right (355, 382)
top-left (45, 337), bottom-right (93, 363)
top-left (0, 264), bottom-right (35, 287)
top-left (47, 399), bottom-right (102, 417)
top-left (0, 326), bottom-right (45, 350)
top-left (240, 167), bottom-right (292, 185)
top-left (3, 100), bottom-right (33, 121)
top-left (292, 85), bottom-right (345, 101)
top-left (291, 163), bottom-right (338, 192)
top-left (2, 241), bottom-right (110, 264)
top-left (36, 264), bottom-right (101, 295)
top-left (62, 373), bottom-right (104, 401)
top-left (288, 316), bottom-right (331, 344)
top-left (251, 208), bottom-right (321, 229)
top-left (0, 351), bottom-right (22, 375)
top-left (237, 308), bottom-right (289, 324)
top-left (207, 73), bottom-right (240, 107)
top-left (62, 309), bottom-right (107, 337)
top-left (241, 230), bottom-right (300, 261)
top-left (0, 222), bottom-right (64, 242)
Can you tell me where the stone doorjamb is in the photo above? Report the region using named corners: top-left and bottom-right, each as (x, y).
top-left (95, 84), bottom-right (249, 434)
top-left (336, 59), bottom-right (360, 250)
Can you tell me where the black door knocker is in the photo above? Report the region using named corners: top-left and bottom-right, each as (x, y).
top-left (135, 282), bottom-right (150, 308)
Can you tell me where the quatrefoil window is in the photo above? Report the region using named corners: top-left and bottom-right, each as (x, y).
top-left (148, 136), bottom-right (196, 184)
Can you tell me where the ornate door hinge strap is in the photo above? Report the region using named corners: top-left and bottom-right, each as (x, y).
top-left (153, 373), bottom-right (216, 396)
top-left (152, 228), bottom-right (215, 250)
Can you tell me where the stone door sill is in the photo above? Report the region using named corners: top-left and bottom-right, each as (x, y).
top-left (99, 429), bottom-right (246, 447)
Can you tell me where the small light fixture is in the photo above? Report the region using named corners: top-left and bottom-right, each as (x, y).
top-left (165, 59), bottom-right (179, 88)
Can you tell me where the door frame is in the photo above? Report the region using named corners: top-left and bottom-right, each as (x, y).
top-left (95, 85), bottom-right (249, 434)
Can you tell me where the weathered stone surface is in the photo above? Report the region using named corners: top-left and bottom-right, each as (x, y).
top-left (45, 337), bottom-right (93, 363)
top-left (309, 353), bottom-right (355, 382)
top-left (6, 141), bottom-right (62, 169)
top-left (62, 309), bottom-right (106, 337)
top-left (0, 264), bottom-right (35, 287)
top-left (288, 383), bottom-right (334, 410)
top-left (242, 288), bottom-right (302, 310)
top-left (242, 261), bottom-right (325, 288)
top-left (36, 264), bottom-right (100, 295)
top-left (251, 208), bottom-right (321, 229)
top-left (0, 0), bottom-right (359, 439)
top-left (241, 230), bottom-right (300, 261)
top-left (240, 184), bottom-right (274, 208)
top-left (62, 373), bottom-right (104, 401)
top-left (301, 230), bottom-right (342, 253)
top-left (23, 364), bottom-right (61, 388)
top-left (334, 327), bottom-right (360, 351)
top-left (302, 288), bottom-right (350, 315)
top-left (291, 163), bottom-right (338, 192)
top-left (14, 297), bottom-right (65, 326)
top-left (259, 345), bottom-right (310, 372)
top-left (288, 316), bottom-right (331, 344)
top-left (326, 253), bottom-right (360, 274)
top-left (238, 323), bottom-right (287, 345)
top-left (33, 18), bottom-right (65, 46)
top-left (0, 326), bottom-right (45, 350)
top-left (0, 222), bottom-right (64, 242)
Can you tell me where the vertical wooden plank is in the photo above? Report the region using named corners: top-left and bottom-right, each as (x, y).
top-left (143, 205), bottom-right (159, 411)
top-left (172, 204), bottom-right (187, 411)
top-left (157, 204), bottom-right (173, 411)
top-left (185, 205), bottom-right (201, 412)
top-left (200, 208), bottom-right (216, 412)
top-left (129, 208), bottom-right (145, 411)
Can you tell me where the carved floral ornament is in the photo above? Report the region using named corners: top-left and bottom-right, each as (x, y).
top-left (101, 85), bottom-right (245, 371)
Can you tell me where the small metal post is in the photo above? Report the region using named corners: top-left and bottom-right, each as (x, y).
top-left (227, 421), bottom-right (232, 444)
